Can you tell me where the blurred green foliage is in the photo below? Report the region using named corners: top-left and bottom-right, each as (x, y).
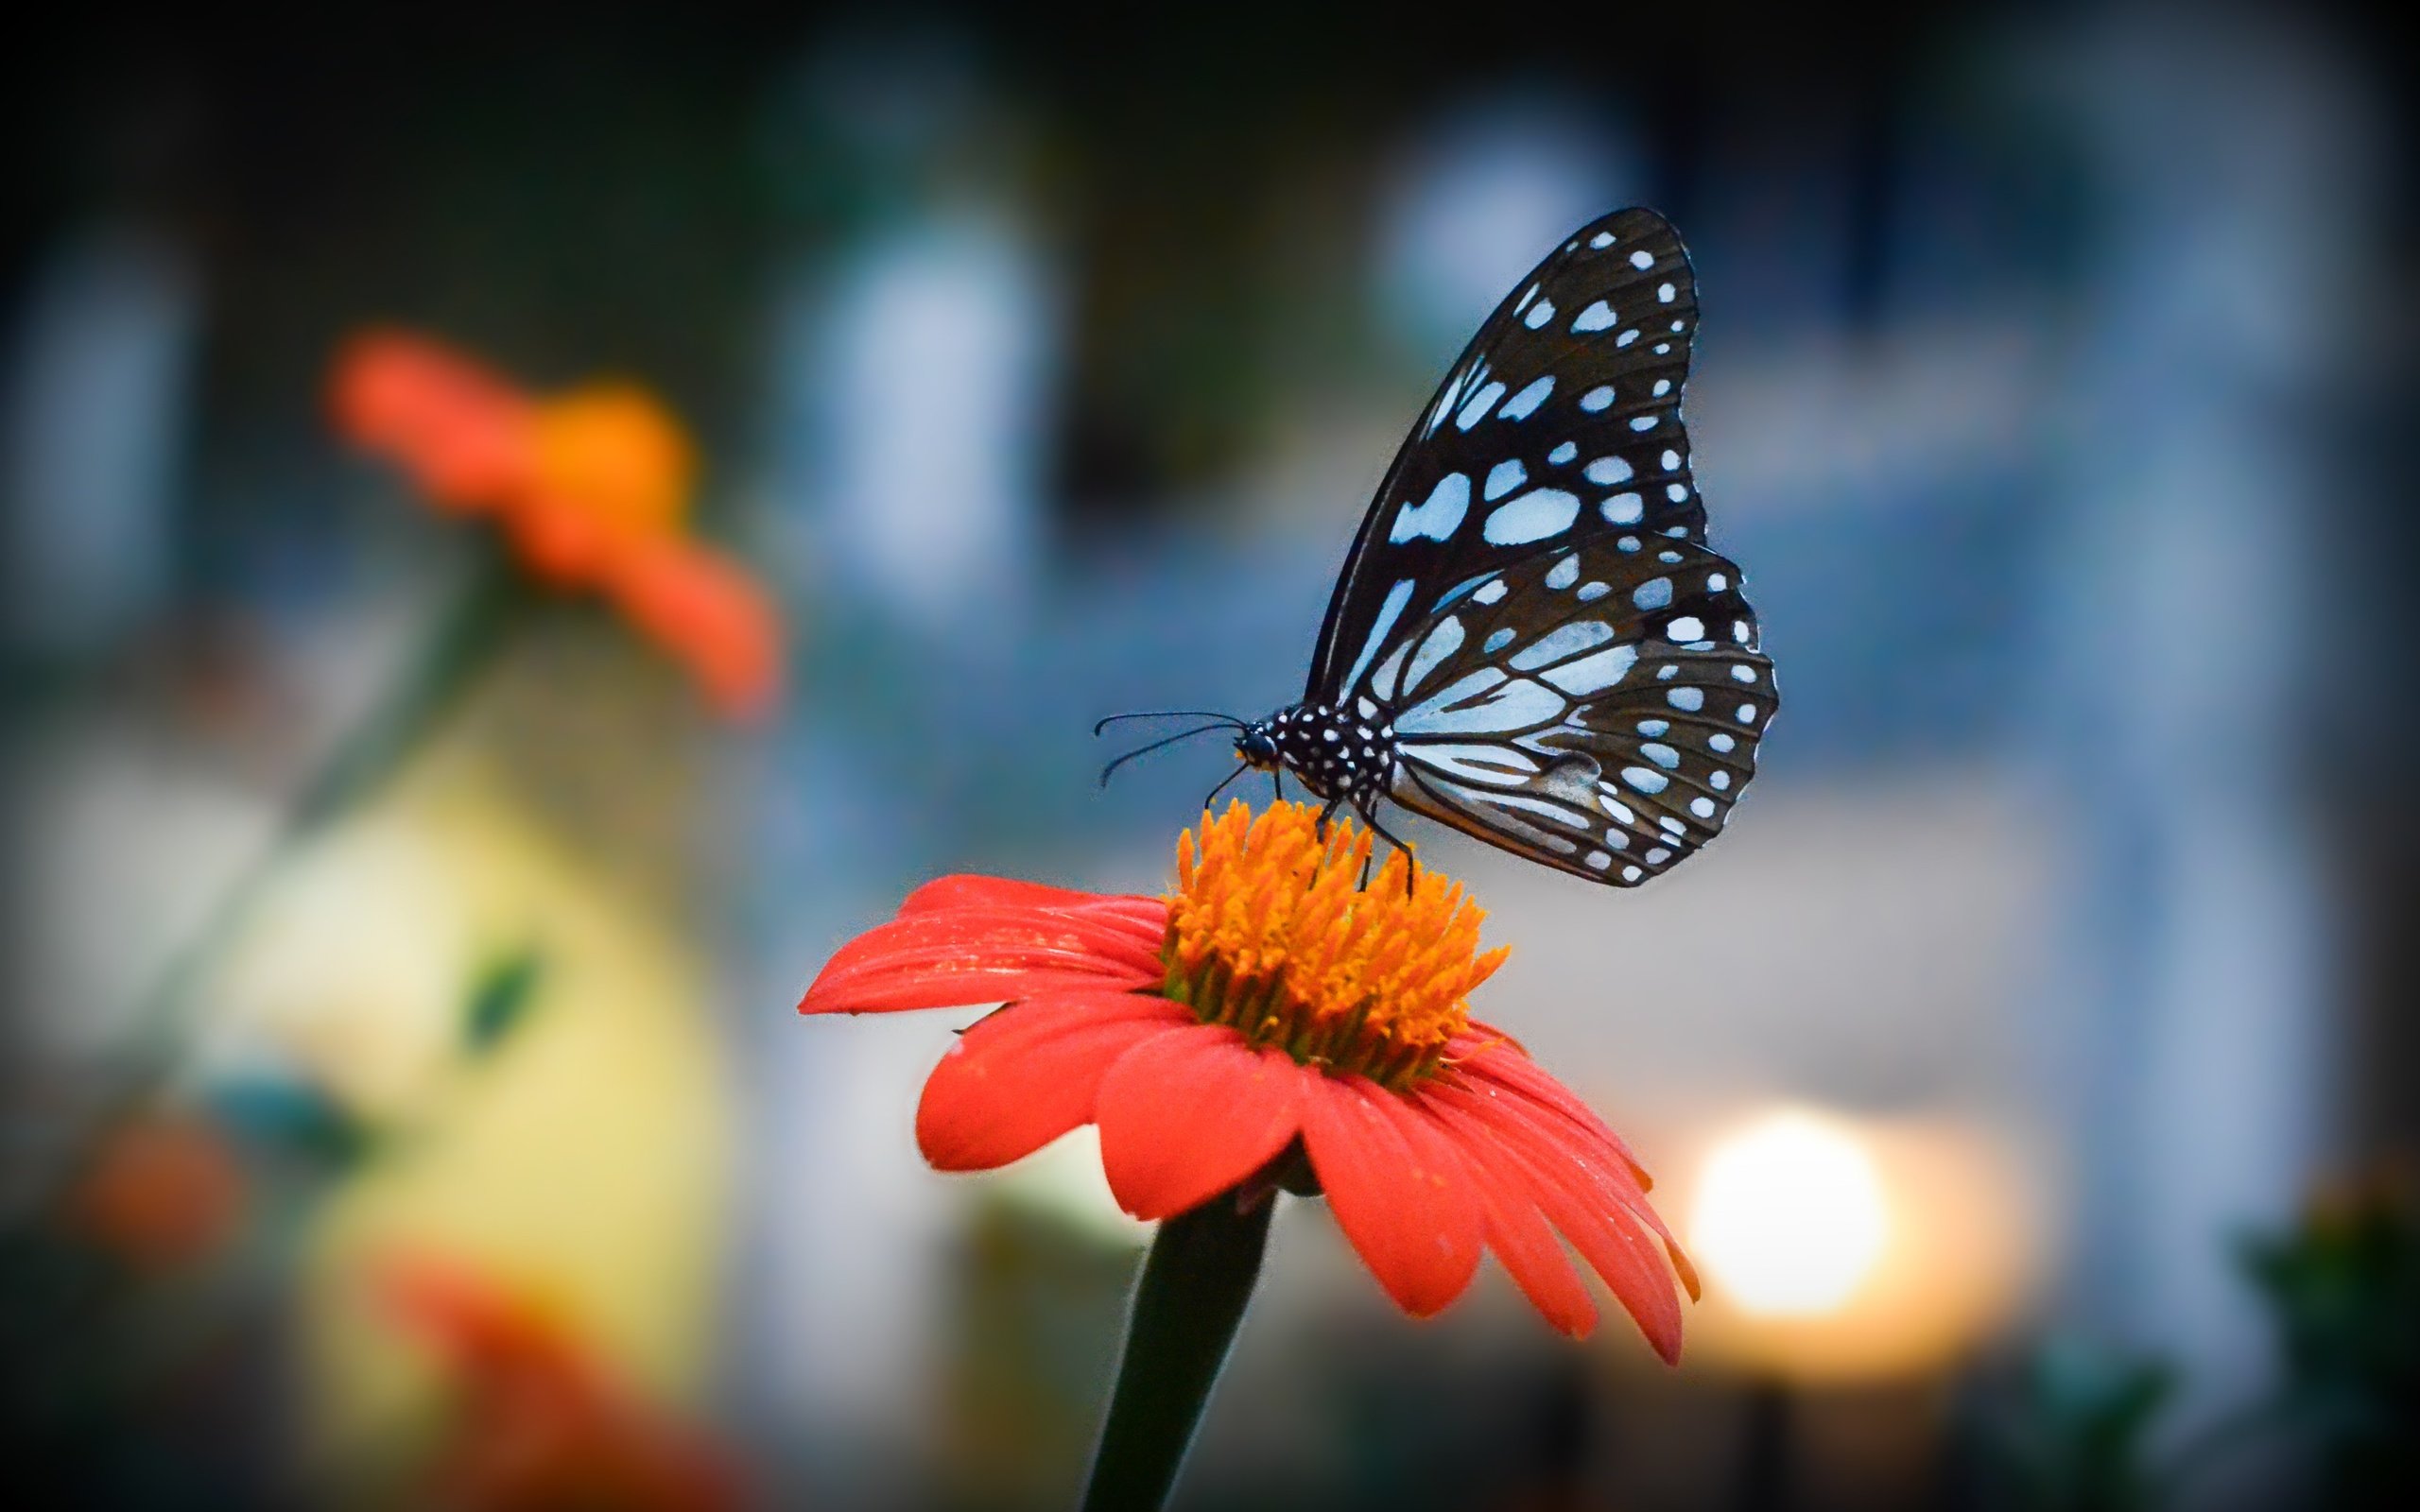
top-left (461, 944), bottom-right (546, 1058)
top-left (1980, 1179), bottom-right (2420, 1512)
top-left (2238, 1180), bottom-right (2420, 1508)
top-left (1982, 1339), bottom-right (2175, 1512)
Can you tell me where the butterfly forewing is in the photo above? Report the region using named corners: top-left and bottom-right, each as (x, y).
top-left (1309, 207), bottom-right (1710, 699)
top-left (1304, 206), bottom-right (1772, 887)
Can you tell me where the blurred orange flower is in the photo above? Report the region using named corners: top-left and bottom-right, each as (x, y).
top-left (381, 1253), bottom-right (742, 1512)
top-left (69, 1111), bottom-right (246, 1272)
top-left (331, 331), bottom-right (782, 720)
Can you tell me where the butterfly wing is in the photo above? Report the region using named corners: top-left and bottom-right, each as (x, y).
top-left (1313, 207), bottom-right (1772, 886)
top-left (1367, 537), bottom-right (1772, 885)
top-left (1308, 207), bottom-right (1711, 701)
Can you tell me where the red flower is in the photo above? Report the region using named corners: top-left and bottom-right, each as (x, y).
top-left (329, 330), bottom-right (782, 721)
top-left (799, 801), bottom-right (1699, 1359)
top-left (380, 1253), bottom-right (743, 1512)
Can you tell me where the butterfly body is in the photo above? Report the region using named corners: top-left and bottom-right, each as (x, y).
top-left (1185, 207), bottom-right (1773, 887)
top-left (1236, 701), bottom-right (1399, 809)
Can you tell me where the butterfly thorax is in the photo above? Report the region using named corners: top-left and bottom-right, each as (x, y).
top-left (1236, 703), bottom-right (1398, 804)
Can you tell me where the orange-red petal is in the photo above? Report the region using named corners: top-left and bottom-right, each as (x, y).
top-left (1299, 1075), bottom-right (1485, 1317)
top-left (915, 994), bottom-right (1192, 1171)
top-left (1427, 1076), bottom-right (1685, 1361)
top-left (801, 903), bottom-right (1165, 1015)
top-left (1405, 1097), bottom-right (1598, 1338)
top-left (900, 876), bottom-right (1163, 928)
top-left (605, 543), bottom-right (786, 721)
top-left (330, 331), bottom-right (533, 511)
top-left (1435, 1054), bottom-right (1696, 1298)
top-left (1095, 1027), bottom-right (1306, 1220)
top-left (1454, 1021), bottom-right (1651, 1186)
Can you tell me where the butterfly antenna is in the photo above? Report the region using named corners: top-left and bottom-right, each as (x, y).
top-left (1098, 724), bottom-right (1236, 788)
top-left (1093, 710), bottom-right (1245, 737)
top-left (1197, 760), bottom-right (1251, 816)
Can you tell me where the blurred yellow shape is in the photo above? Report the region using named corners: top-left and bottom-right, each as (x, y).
top-left (211, 748), bottom-right (733, 1487)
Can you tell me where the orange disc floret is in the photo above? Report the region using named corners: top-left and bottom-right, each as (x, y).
top-left (513, 383), bottom-right (696, 583)
top-left (1165, 800), bottom-right (1507, 1087)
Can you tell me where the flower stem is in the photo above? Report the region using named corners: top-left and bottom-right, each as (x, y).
top-left (1081, 1192), bottom-right (1274, 1512)
top-left (30, 551), bottom-right (525, 1211)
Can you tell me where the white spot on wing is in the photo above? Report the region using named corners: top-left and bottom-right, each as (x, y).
top-left (1391, 473), bottom-right (1469, 543)
top-left (1602, 492), bottom-right (1643, 524)
top-left (1340, 578), bottom-right (1416, 699)
top-left (1481, 490), bottom-right (1582, 545)
top-left (1634, 577), bottom-right (1674, 610)
top-left (1400, 743), bottom-right (1540, 786)
top-left (1396, 668), bottom-right (1566, 736)
top-left (1498, 375), bottom-right (1553, 419)
top-left (1455, 381), bottom-right (1507, 431)
top-left (1547, 441), bottom-right (1577, 465)
top-left (1403, 617), bottom-right (1466, 696)
top-left (1483, 459), bottom-right (1527, 501)
top-left (1629, 249), bottom-right (1653, 269)
top-left (1621, 766), bottom-right (1668, 795)
top-left (1585, 455), bottom-right (1634, 485)
top-left (1510, 620), bottom-right (1616, 671)
top-left (1541, 644), bottom-right (1638, 696)
top-left (1581, 387), bottom-right (1615, 412)
top-left (1572, 301), bottom-right (1616, 332)
top-left (1544, 555), bottom-right (1580, 590)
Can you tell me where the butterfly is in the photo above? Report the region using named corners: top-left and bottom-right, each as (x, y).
top-left (1101, 208), bottom-right (1773, 887)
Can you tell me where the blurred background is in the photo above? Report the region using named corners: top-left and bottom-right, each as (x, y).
top-left (4, 2), bottom-right (2415, 1507)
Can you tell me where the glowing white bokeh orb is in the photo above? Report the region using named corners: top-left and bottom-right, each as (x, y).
top-left (1688, 1109), bottom-right (1890, 1318)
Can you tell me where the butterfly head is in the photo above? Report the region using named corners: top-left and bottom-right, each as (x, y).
top-left (1235, 720), bottom-right (1280, 769)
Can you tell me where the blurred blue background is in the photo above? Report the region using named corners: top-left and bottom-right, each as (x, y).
top-left (3, 3), bottom-right (2413, 1508)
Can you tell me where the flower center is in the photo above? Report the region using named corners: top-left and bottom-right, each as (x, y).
top-left (1161, 801), bottom-right (1508, 1088)
top-left (528, 384), bottom-right (694, 541)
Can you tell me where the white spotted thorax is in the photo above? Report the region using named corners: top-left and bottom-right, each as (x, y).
top-left (1241, 207), bottom-right (1775, 887)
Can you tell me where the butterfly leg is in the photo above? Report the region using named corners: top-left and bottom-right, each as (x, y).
top-left (1355, 801), bottom-right (1418, 894)
top-left (1313, 794), bottom-right (1344, 839)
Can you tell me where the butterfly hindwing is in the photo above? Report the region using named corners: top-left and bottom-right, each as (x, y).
top-left (1308, 207), bottom-right (1710, 701)
top-left (1367, 534), bottom-right (1772, 885)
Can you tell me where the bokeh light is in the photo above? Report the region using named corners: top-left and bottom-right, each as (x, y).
top-left (1689, 1108), bottom-right (1890, 1320)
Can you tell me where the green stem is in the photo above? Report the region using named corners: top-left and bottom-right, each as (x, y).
top-left (34, 551), bottom-right (526, 1209)
top-left (1081, 1192), bottom-right (1274, 1512)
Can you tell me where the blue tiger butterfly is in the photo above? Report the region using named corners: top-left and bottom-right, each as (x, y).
top-left (1103, 208), bottom-right (1772, 886)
